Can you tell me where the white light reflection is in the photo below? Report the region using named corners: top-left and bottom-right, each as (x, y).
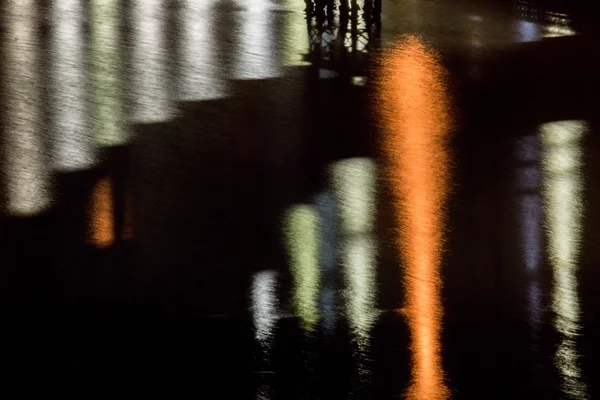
top-left (131, 0), bottom-right (175, 122)
top-left (234, 0), bottom-right (280, 80)
top-left (284, 205), bottom-right (321, 331)
top-left (50, 0), bottom-right (96, 170)
top-left (330, 158), bottom-right (377, 235)
top-left (177, 0), bottom-right (225, 101)
top-left (341, 235), bottom-right (378, 346)
top-left (90, 0), bottom-right (128, 146)
top-left (541, 120), bottom-right (588, 399)
top-left (2, 1), bottom-right (52, 215)
top-left (252, 270), bottom-right (279, 345)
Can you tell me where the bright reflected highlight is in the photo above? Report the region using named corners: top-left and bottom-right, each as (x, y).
top-left (50, 0), bottom-right (96, 170)
top-left (178, 0), bottom-right (225, 101)
top-left (377, 35), bottom-right (452, 400)
top-left (235, 0), bottom-right (280, 79)
top-left (341, 235), bottom-right (378, 346)
top-left (281, 0), bottom-right (311, 67)
top-left (541, 120), bottom-right (588, 399)
top-left (330, 158), bottom-right (377, 235)
top-left (2, 1), bottom-right (52, 215)
top-left (132, 0), bottom-right (174, 122)
top-left (284, 205), bottom-right (321, 331)
top-left (252, 270), bottom-right (279, 345)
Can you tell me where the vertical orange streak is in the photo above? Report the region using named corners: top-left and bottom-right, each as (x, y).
top-left (378, 35), bottom-right (452, 399)
top-left (90, 177), bottom-right (114, 248)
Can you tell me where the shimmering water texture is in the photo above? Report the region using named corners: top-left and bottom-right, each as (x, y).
top-left (377, 35), bottom-right (453, 400)
top-left (541, 120), bottom-right (589, 399)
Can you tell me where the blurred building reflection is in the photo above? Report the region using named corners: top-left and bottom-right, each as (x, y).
top-left (50, 0), bottom-right (96, 170)
top-left (541, 120), bottom-right (588, 399)
top-left (377, 35), bottom-right (452, 399)
top-left (131, 0), bottom-right (175, 123)
top-left (1, 0), bottom-right (52, 216)
top-left (284, 204), bottom-right (321, 331)
top-left (515, 1), bottom-right (576, 38)
top-left (91, 0), bottom-right (128, 146)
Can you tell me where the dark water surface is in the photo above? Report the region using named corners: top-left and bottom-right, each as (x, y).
top-left (2, 0), bottom-right (600, 398)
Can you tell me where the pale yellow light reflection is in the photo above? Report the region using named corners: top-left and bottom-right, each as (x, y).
top-left (330, 158), bottom-right (377, 235)
top-left (91, 0), bottom-right (128, 146)
top-left (330, 157), bottom-right (378, 346)
top-left (541, 120), bottom-right (588, 399)
top-left (377, 35), bottom-right (452, 400)
top-left (281, 0), bottom-right (311, 67)
top-left (90, 178), bottom-right (114, 248)
top-left (543, 13), bottom-right (576, 38)
top-left (283, 205), bottom-right (321, 331)
top-left (2, 1), bottom-right (52, 216)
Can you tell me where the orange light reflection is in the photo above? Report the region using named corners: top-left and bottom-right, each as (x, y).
top-left (378, 35), bottom-right (452, 400)
top-left (90, 177), bottom-right (114, 248)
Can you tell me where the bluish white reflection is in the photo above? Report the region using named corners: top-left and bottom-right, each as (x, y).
top-left (541, 120), bottom-right (588, 399)
top-left (234, 0), bottom-right (280, 80)
top-left (50, 0), bottom-right (96, 170)
top-left (91, 0), bottom-right (128, 146)
top-left (315, 192), bottom-right (336, 272)
top-left (316, 191), bottom-right (337, 333)
top-left (131, 0), bottom-right (175, 122)
top-left (284, 205), bottom-right (321, 331)
top-left (177, 0), bottom-right (226, 101)
top-left (516, 135), bottom-right (543, 343)
top-left (516, 135), bottom-right (543, 272)
top-left (515, 20), bottom-right (542, 43)
top-left (329, 158), bottom-right (377, 235)
top-left (2, 1), bottom-right (52, 215)
top-left (252, 270), bottom-right (279, 345)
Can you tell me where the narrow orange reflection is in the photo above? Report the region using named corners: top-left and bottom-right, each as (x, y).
top-left (90, 177), bottom-right (114, 248)
top-left (378, 35), bottom-right (452, 400)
